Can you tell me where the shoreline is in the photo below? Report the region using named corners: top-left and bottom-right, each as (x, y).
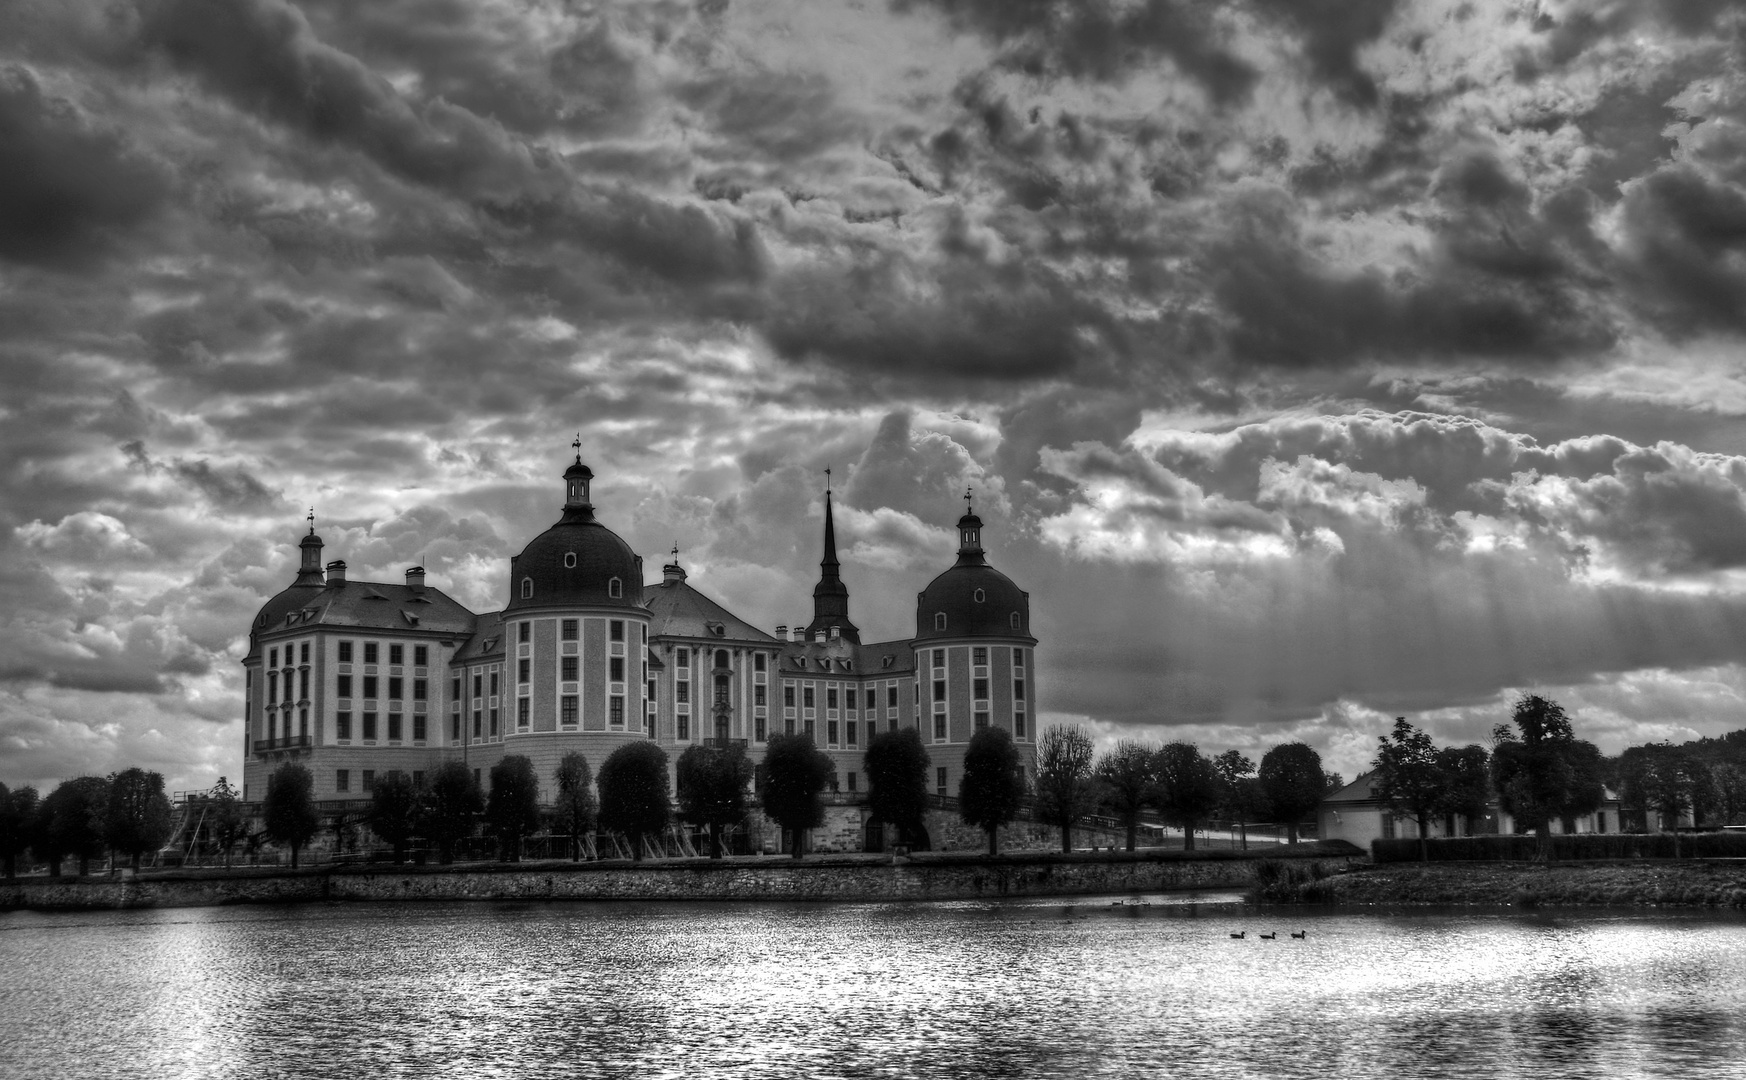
top-left (0, 845), bottom-right (1359, 912)
top-left (1270, 859), bottom-right (1746, 908)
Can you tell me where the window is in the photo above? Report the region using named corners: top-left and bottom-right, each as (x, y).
top-left (298, 709), bottom-right (308, 739)
top-left (676, 681), bottom-right (690, 704)
top-left (827, 688), bottom-right (838, 710)
top-left (473, 710), bottom-right (482, 738)
top-left (336, 712), bottom-right (351, 740)
top-left (415, 645), bottom-right (428, 666)
top-left (1010, 612), bottom-right (1020, 630)
top-left (519, 659), bottom-right (530, 684)
top-left (677, 714), bottom-right (690, 740)
top-left (608, 577), bottom-right (622, 598)
top-left (336, 769), bottom-right (349, 793)
top-left (784, 718), bottom-right (795, 736)
top-left (561, 696), bottom-right (578, 725)
top-left (784, 686), bottom-right (795, 707)
top-left (973, 678), bottom-right (988, 700)
top-left (611, 658), bottom-right (625, 682)
top-left (490, 673), bottom-right (499, 696)
top-left (562, 619), bottom-right (578, 641)
top-left (390, 644), bottom-right (404, 665)
top-left (388, 714), bottom-right (402, 741)
top-left (936, 767), bottom-right (947, 797)
top-left (489, 708), bottom-right (498, 736)
top-left (754, 716), bottom-right (766, 741)
top-left (389, 677), bottom-right (403, 700)
top-left (554, 656), bottom-right (573, 682)
top-left (934, 714), bottom-right (946, 739)
top-left (803, 687), bottom-right (815, 709)
top-left (269, 647), bottom-right (277, 668)
top-left (933, 649), bottom-right (945, 670)
top-left (973, 589), bottom-right (985, 603)
top-left (610, 696), bottom-right (624, 726)
top-left (338, 674), bottom-right (352, 698)
top-left (934, 680), bottom-right (946, 703)
top-left (564, 552), bottom-right (577, 568)
top-left (935, 613), bottom-right (946, 630)
top-left (754, 685), bottom-right (766, 706)
top-left (363, 675), bottom-right (378, 699)
top-left (364, 642), bottom-right (379, 664)
top-left (754, 653), bottom-right (766, 672)
top-left (299, 669), bottom-right (309, 699)
top-left (338, 641), bottom-right (352, 663)
top-left (1014, 647), bottom-right (1025, 667)
top-left (1381, 814), bottom-right (1397, 840)
top-left (451, 714), bottom-right (461, 741)
top-left (847, 721), bottom-right (858, 747)
top-left (473, 674), bottom-right (483, 698)
top-left (677, 648), bottom-right (689, 669)
top-left (521, 577), bottom-right (533, 599)
top-left (300, 642), bottom-right (310, 663)
top-left (973, 647), bottom-right (987, 665)
top-left (888, 686), bottom-right (898, 708)
top-left (363, 712), bottom-right (378, 740)
top-left (518, 698), bottom-right (530, 728)
top-left (714, 675), bottom-right (729, 704)
top-left (610, 620), bottom-right (624, 642)
top-left (714, 649), bottom-right (729, 669)
top-left (974, 712), bottom-right (988, 730)
top-left (362, 770), bottom-right (376, 793)
top-left (647, 679), bottom-right (657, 701)
top-left (519, 622), bottom-right (530, 643)
top-left (413, 716), bottom-right (426, 742)
top-left (1015, 713), bottom-right (1026, 738)
top-left (804, 719), bottom-right (815, 739)
top-left (451, 677), bottom-right (460, 701)
top-left (828, 720), bottom-right (838, 744)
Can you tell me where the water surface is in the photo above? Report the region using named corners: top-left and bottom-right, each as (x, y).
top-left (3, 894), bottom-right (1744, 1078)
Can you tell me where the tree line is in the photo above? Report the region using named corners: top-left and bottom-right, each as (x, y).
top-left (0, 768), bottom-right (183, 877)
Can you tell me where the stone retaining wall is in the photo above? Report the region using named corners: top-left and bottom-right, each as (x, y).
top-left (0, 849), bottom-right (1358, 911)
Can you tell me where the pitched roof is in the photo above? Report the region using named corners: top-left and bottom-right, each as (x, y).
top-left (451, 610), bottom-right (505, 663)
top-left (642, 579), bottom-right (779, 644)
top-left (777, 637), bottom-right (915, 677)
top-left (249, 580), bottom-right (478, 659)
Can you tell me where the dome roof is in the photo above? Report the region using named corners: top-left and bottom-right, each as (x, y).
top-left (915, 561), bottom-right (1031, 641)
top-left (506, 459), bottom-right (644, 612)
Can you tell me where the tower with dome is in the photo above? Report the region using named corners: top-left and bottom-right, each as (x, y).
top-left (241, 451), bottom-right (1038, 853)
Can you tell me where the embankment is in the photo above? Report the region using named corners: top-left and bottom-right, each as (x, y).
top-left (0, 844), bottom-right (1360, 912)
top-left (1278, 860), bottom-right (1746, 908)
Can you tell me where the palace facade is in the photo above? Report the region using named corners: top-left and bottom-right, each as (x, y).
top-left (240, 454), bottom-right (1039, 842)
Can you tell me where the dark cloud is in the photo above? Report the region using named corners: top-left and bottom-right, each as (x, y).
top-left (1250, 0), bottom-right (1398, 108)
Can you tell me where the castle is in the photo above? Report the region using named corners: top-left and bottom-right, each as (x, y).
top-left (241, 451), bottom-right (1039, 851)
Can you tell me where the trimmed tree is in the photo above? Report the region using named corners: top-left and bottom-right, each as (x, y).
top-left (1258, 742), bottom-right (1324, 844)
top-left (1154, 742), bottom-right (1222, 851)
top-left (677, 742), bottom-right (753, 859)
top-left (1095, 740), bottom-right (1158, 853)
top-left (484, 755), bottom-right (541, 862)
top-left (105, 768), bottom-right (174, 871)
top-left (959, 726), bottom-right (1026, 855)
top-left (41, 776), bottom-right (111, 876)
top-left (1, 783), bottom-right (39, 878)
top-left (1034, 724), bottom-right (1097, 853)
top-left (369, 770), bottom-right (423, 863)
top-left (1492, 694), bottom-right (1605, 859)
top-left (863, 728), bottom-right (932, 850)
top-left (598, 741), bottom-right (672, 862)
top-left (263, 763), bottom-right (319, 868)
top-left (761, 732), bottom-right (833, 858)
top-left (1370, 718), bottom-right (1446, 862)
top-left (424, 761), bottom-right (482, 864)
top-left (1438, 745), bottom-right (1492, 835)
top-left (553, 752), bottom-right (598, 861)
top-left (207, 777), bottom-right (246, 869)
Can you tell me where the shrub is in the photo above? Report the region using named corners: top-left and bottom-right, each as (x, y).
top-left (1370, 831), bottom-right (1746, 862)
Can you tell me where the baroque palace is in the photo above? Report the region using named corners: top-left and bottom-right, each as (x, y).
top-left (241, 452), bottom-right (1039, 848)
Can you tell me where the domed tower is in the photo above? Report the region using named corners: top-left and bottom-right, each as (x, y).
top-left (492, 448), bottom-right (652, 772)
top-left (912, 494), bottom-right (1037, 785)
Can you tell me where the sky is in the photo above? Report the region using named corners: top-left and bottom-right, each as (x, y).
top-left (9, 0), bottom-right (1746, 793)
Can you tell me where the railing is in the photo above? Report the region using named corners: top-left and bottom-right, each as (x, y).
top-left (253, 735), bottom-right (313, 754)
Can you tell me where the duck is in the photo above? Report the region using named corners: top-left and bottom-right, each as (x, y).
top-left (1259, 932), bottom-right (1277, 940)
top-left (1230, 931), bottom-right (1246, 939)
top-left (1290, 931), bottom-right (1307, 940)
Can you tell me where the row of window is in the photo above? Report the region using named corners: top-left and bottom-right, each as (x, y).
top-left (520, 575), bottom-right (625, 599)
top-left (332, 675), bottom-right (428, 700)
top-left (931, 611), bottom-right (1023, 630)
top-left (334, 711), bottom-right (428, 743)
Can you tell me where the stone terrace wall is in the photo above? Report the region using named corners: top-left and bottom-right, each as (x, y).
top-left (0, 847), bottom-right (1359, 912)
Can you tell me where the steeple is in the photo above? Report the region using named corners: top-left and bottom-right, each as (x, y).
top-left (295, 507), bottom-right (325, 586)
top-left (956, 487), bottom-right (987, 566)
top-left (806, 470), bottom-right (859, 643)
top-left (563, 435), bottom-right (595, 521)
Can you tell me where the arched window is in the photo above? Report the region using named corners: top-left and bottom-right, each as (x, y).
top-left (973, 588), bottom-right (985, 603)
top-left (520, 578), bottom-right (533, 599)
top-left (564, 552), bottom-right (577, 568)
top-left (1009, 612), bottom-right (1020, 630)
top-left (935, 612), bottom-right (947, 630)
top-left (714, 649), bottom-right (730, 670)
top-left (608, 577), bottom-right (622, 598)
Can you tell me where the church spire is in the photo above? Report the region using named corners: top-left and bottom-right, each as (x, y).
top-left (807, 470), bottom-right (858, 643)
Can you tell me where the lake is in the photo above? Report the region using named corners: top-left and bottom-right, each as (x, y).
top-left (3, 893), bottom-right (1744, 1078)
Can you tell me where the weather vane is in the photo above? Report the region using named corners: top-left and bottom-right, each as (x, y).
top-left (307, 506), bottom-right (315, 535)
top-left (824, 465), bottom-right (832, 494)
top-left (572, 433), bottom-right (581, 463)
top-left (671, 542), bottom-right (680, 564)
top-left (964, 487), bottom-right (973, 514)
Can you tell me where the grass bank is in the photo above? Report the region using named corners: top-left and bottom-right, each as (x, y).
top-left (1263, 859), bottom-right (1746, 908)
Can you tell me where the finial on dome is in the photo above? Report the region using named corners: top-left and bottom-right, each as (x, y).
top-left (307, 506), bottom-right (316, 536)
top-left (825, 465), bottom-right (832, 495)
top-left (964, 487), bottom-right (972, 515)
top-left (572, 432), bottom-right (582, 465)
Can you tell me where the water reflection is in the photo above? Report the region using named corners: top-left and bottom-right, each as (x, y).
top-left (3, 901), bottom-right (1746, 1078)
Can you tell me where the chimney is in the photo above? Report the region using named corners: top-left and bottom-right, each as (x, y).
top-left (325, 560), bottom-right (347, 586)
top-left (814, 630), bottom-right (825, 644)
top-left (829, 625), bottom-right (841, 641)
top-left (406, 566), bottom-right (425, 592)
top-left (775, 624), bottom-right (787, 640)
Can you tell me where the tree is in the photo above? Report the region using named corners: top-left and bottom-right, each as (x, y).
top-left (553, 752), bottom-right (598, 861)
top-left (40, 776), bottom-right (111, 876)
top-left (1621, 744), bottom-right (1713, 857)
top-left (0, 784), bottom-right (39, 878)
top-left (104, 768), bottom-right (174, 871)
top-left (207, 777), bottom-right (246, 869)
top-left (1154, 742), bottom-right (1222, 851)
top-left (676, 742), bottom-right (753, 859)
top-left (598, 742), bottom-right (672, 861)
top-left (263, 763), bottom-right (319, 868)
top-left (1438, 745), bottom-right (1492, 834)
top-left (1491, 694), bottom-right (1605, 858)
top-left (423, 761), bottom-right (482, 864)
top-left (1034, 725), bottom-right (1097, 853)
top-left (484, 755), bottom-right (541, 862)
top-left (1258, 742), bottom-right (1324, 844)
top-left (1371, 718), bottom-right (1446, 861)
top-left (1094, 740), bottom-right (1157, 852)
top-left (1713, 761), bottom-right (1746, 826)
top-left (959, 726), bottom-right (1026, 855)
top-left (863, 728), bottom-right (932, 850)
top-left (369, 770), bottom-right (423, 863)
top-left (761, 732), bottom-right (833, 858)
top-left (1213, 750), bottom-right (1268, 848)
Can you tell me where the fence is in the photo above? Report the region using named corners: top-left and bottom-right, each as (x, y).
top-left (1372, 831), bottom-right (1746, 862)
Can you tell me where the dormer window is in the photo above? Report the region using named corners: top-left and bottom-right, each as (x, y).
top-left (935, 612), bottom-right (947, 630)
top-left (564, 552), bottom-right (577, 568)
top-left (608, 577), bottom-right (622, 598)
top-left (521, 578), bottom-right (533, 599)
top-left (973, 589), bottom-right (985, 603)
top-left (1009, 612), bottom-right (1020, 630)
